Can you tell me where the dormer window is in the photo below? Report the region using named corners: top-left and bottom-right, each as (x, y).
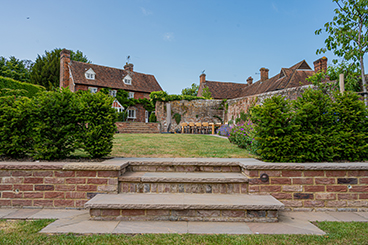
top-left (123, 74), bottom-right (132, 85)
top-left (85, 68), bottom-right (96, 80)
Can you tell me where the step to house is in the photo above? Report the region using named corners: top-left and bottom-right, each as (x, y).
top-left (85, 193), bottom-right (284, 222)
top-left (116, 122), bottom-right (160, 134)
top-left (119, 172), bottom-right (248, 194)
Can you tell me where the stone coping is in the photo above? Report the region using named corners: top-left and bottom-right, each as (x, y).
top-left (1, 158), bottom-right (367, 171)
top-left (119, 172), bottom-right (248, 183)
top-left (85, 193), bottom-right (284, 210)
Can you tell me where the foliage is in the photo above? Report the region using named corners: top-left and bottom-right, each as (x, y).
top-left (173, 113), bottom-right (181, 125)
top-left (181, 83), bottom-right (199, 96)
top-left (213, 115), bottom-right (223, 124)
top-left (235, 111), bottom-right (249, 124)
top-left (202, 86), bottom-right (213, 99)
top-left (327, 61), bottom-right (362, 92)
top-left (228, 120), bottom-right (258, 154)
top-left (315, 0), bottom-right (368, 101)
top-left (149, 112), bottom-right (157, 122)
top-left (0, 76), bottom-right (45, 98)
top-left (117, 111), bottom-right (128, 122)
top-left (0, 56), bottom-right (32, 82)
top-left (78, 91), bottom-right (117, 158)
top-left (30, 48), bottom-right (91, 91)
top-left (217, 124), bottom-right (231, 137)
top-left (150, 91), bottom-right (205, 104)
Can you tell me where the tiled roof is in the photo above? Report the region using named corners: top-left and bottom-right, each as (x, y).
top-left (69, 61), bottom-right (162, 93)
top-left (199, 80), bottom-right (247, 99)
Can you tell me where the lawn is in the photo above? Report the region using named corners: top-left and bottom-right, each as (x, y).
top-left (110, 134), bottom-right (252, 158)
top-left (0, 219), bottom-right (367, 244)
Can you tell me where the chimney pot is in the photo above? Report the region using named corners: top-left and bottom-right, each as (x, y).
top-left (246, 76), bottom-right (253, 85)
top-left (124, 63), bottom-right (134, 72)
top-left (260, 68), bottom-right (269, 81)
top-left (200, 73), bottom-right (206, 84)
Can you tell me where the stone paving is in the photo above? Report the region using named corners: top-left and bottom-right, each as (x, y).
top-left (1, 208), bottom-right (368, 235)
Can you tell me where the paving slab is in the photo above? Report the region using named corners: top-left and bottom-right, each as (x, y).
top-left (355, 212), bottom-right (368, 219)
top-left (29, 209), bottom-right (88, 219)
top-left (0, 209), bottom-right (19, 218)
top-left (42, 220), bottom-right (120, 234)
top-left (282, 211), bottom-right (339, 222)
top-left (113, 221), bottom-right (187, 234)
top-left (187, 222), bottom-right (252, 234)
top-left (3, 208), bottom-right (41, 219)
top-left (326, 212), bottom-right (368, 222)
top-left (247, 213), bottom-right (326, 235)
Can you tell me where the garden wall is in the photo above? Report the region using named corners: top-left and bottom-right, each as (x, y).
top-left (155, 100), bottom-right (224, 132)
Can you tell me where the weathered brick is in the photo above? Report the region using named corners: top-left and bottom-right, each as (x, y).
top-left (87, 178), bottom-right (108, 185)
top-left (76, 185), bottom-right (97, 192)
top-left (260, 185), bottom-right (281, 192)
top-left (12, 171), bottom-right (32, 177)
top-left (248, 185), bottom-right (259, 193)
top-left (282, 171), bottom-right (302, 177)
top-left (262, 171), bottom-right (281, 177)
top-left (249, 178), bottom-right (269, 185)
top-left (121, 209), bottom-right (145, 216)
top-left (66, 178), bottom-right (86, 184)
top-left (35, 185), bottom-right (54, 191)
top-left (292, 178), bottom-right (313, 185)
top-left (271, 178), bottom-right (291, 185)
top-left (281, 200), bottom-right (303, 207)
top-left (244, 170), bottom-right (258, 177)
top-left (24, 177), bottom-right (43, 184)
top-left (23, 192), bottom-right (43, 198)
top-left (222, 166), bottom-right (232, 172)
top-left (76, 171), bottom-right (96, 177)
top-left (33, 171), bottom-right (54, 177)
top-left (304, 186), bottom-right (325, 192)
top-left (337, 178), bottom-right (358, 184)
top-left (4, 177), bottom-right (23, 184)
top-left (294, 193), bottom-right (313, 199)
top-left (283, 185), bottom-right (303, 192)
top-left (75, 200), bottom-right (88, 207)
top-left (267, 210), bottom-right (278, 218)
top-left (0, 200), bottom-right (11, 206)
top-left (97, 185), bottom-right (117, 192)
top-left (108, 179), bottom-right (118, 185)
top-left (12, 200), bottom-right (32, 206)
top-left (315, 178), bottom-right (335, 185)
top-left (13, 184), bottom-right (33, 191)
top-left (304, 171), bottom-right (324, 177)
top-left (326, 186), bottom-right (347, 192)
top-left (146, 210), bottom-right (170, 216)
top-left (350, 186), bottom-right (368, 192)
top-left (247, 210), bottom-right (266, 218)
top-left (90, 209), bottom-right (101, 216)
top-left (348, 170), bottom-right (368, 177)
top-left (327, 201), bottom-right (347, 207)
top-left (222, 210), bottom-right (245, 217)
top-left (241, 183), bottom-right (247, 193)
top-left (304, 200), bottom-right (325, 207)
top-left (0, 185), bottom-right (13, 191)
top-left (0, 171), bottom-right (11, 177)
top-left (347, 201), bottom-right (368, 207)
top-left (98, 171), bottom-right (118, 177)
top-left (338, 194), bottom-right (358, 200)
top-left (315, 193), bottom-right (336, 200)
top-left (271, 193), bottom-right (293, 199)
top-left (196, 210), bottom-right (221, 217)
top-left (2, 192), bottom-right (22, 198)
top-left (34, 200), bottom-right (53, 206)
top-left (55, 185), bottom-right (75, 191)
top-left (54, 199), bottom-right (74, 207)
top-left (44, 192), bottom-right (64, 199)
top-left (326, 171), bottom-right (346, 177)
top-left (231, 166), bottom-right (241, 172)
top-left (44, 177), bottom-right (64, 184)
top-left (101, 209), bottom-right (120, 216)
top-left (55, 171), bottom-right (75, 177)
top-left (359, 178), bottom-right (368, 184)
top-left (359, 194), bottom-right (368, 199)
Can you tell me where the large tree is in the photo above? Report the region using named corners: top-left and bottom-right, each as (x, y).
top-left (181, 83), bottom-right (199, 96)
top-left (316, 0), bottom-right (368, 103)
top-left (30, 48), bottom-right (90, 91)
top-left (0, 56), bottom-right (32, 82)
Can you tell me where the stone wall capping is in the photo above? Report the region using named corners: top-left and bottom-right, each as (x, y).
top-left (125, 158), bottom-right (245, 166)
top-left (0, 162), bottom-right (66, 170)
top-left (63, 162), bottom-right (129, 171)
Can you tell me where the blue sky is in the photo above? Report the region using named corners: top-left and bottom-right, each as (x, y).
top-left (0, 0), bottom-right (356, 94)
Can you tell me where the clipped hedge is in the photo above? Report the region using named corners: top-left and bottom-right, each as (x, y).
top-left (0, 76), bottom-right (45, 98)
top-left (150, 91), bottom-right (205, 104)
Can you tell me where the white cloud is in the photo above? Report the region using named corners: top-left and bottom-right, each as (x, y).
top-left (141, 7), bottom-right (153, 16)
top-left (163, 32), bottom-right (174, 41)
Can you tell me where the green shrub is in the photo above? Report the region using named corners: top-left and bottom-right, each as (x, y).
top-left (149, 112), bottom-right (157, 122)
top-left (0, 76), bottom-right (45, 98)
top-left (228, 120), bottom-right (258, 154)
top-left (150, 91), bottom-right (205, 104)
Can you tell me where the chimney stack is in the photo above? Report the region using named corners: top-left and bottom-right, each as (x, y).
top-left (260, 68), bottom-right (269, 81)
top-left (246, 76), bottom-right (253, 85)
top-left (200, 73), bottom-right (206, 84)
top-left (60, 49), bottom-right (71, 90)
top-left (313, 57), bottom-right (328, 73)
top-left (124, 63), bottom-right (134, 72)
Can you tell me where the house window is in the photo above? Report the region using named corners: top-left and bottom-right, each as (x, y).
top-left (128, 92), bottom-right (134, 99)
top-left (110, 90), bottom-right (117, 97)
top-left (85, 68), bottom-right (96, 80)
top-left (123, 75), bottom-right (132, 85)
top-left (88, 87), bottom-right (98, 93)
top-left (128, 109), bottom-right (136, 119)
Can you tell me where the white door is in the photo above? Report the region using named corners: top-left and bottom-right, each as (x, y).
top-left (145, 111), bottom-right (149, 123)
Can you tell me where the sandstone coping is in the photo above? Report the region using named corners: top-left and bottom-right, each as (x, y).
top-left (122, 158), bottom-right (249, 166)
top-left (0, 162), bottom-right (66, 170)
top-left (119, 172), bottom-right (248, 183)
top-left (85, 193), bottom-right (284, 210)
top-left (239, 160), bottom-right (368, 171)
top-left (62, 162), bottom-right (129, 171)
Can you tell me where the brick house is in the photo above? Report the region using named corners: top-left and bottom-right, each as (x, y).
top-left (197, 57), bottom-right (328, 99)
top-left (59, 49), bottom-right (163, 122)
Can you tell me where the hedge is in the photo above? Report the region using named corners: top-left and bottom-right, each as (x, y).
top-left (0, 76), bottom-right (45, 98)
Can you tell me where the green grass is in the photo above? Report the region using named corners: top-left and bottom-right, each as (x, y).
top-left (110, 134), bottom-right (252, 158)
top-left (0, 220), bottom-right (368, 244)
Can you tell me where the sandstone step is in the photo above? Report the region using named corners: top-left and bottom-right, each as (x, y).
top-left (85, 193), bottom-right (284, 222)
top-left (119, 172), bottom-right (248, 194)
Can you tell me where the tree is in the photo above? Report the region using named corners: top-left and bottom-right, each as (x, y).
top-left (181, 83), bottom-right (199, 96)
top-left (202, 86), bottom-right (213, 99)
top-left (30, 48), bottom-right (91, 90)
top-left (315, 0), bottom-right (368, 103)
top-left (0, 56), bottom-right (32, 82)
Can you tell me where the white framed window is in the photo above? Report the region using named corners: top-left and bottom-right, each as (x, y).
top-left (128, 92), bottom-right (134, 99)
top-left (123, 74), bottom-right (132, 85)
top-left (85, 68), bottom-right (96, 80)
top-left (127, 109), bottom-right (136, 119)
top-left (110, 89), bottom-right (117, 97)
top-left (88, 87), bottom-right (98, 93)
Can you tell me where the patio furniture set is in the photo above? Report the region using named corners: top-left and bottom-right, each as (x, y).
top-left (180, 122), bottom-right (222, 134)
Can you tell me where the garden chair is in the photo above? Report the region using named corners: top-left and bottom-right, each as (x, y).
top-left (202, 122), bottom-right (209, 134)
top-left (195, 122), bottom-right (202, 134)
top-left (181, 122), bottom-right (188, 134)
top-left (188, 122), bottom-right (195, 134)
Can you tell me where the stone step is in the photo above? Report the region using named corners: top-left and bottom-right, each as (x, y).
top-left (119, 172), bottom-right (248, 194)
top-left (85, 193), bottom-right (284, 222)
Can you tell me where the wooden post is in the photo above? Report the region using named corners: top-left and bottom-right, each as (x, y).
top-left (339, 74), bottom-right (345, 94)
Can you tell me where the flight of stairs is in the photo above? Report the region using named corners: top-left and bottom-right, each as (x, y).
top-left (85, 159), bottom-right (284, 222)
top-left (116, 122), bottom-right (160, 134)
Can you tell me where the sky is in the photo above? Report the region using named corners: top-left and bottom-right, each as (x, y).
top-left (0, 0), bottom-right (360, 94)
